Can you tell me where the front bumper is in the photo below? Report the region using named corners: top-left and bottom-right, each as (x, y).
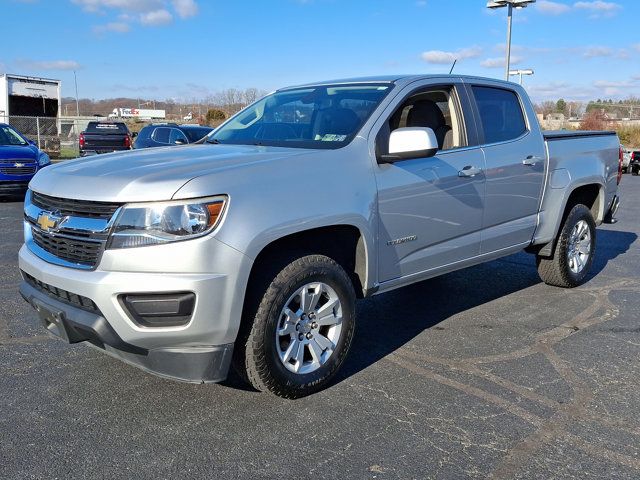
top-left (20, 280), bottom-right (233, 382)
top-left (0, 180), bottom-right (30, 195)
top-left (18, 234), bottom-right (252, 383)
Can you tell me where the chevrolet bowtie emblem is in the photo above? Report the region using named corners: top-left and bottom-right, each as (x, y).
top-left (37, 212), bottom-right (62, 232)
top-left (14, 163), bottom-right (24, 168)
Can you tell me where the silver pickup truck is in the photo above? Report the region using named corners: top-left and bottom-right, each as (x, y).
top-left (19, 75), bottom-right (622, 398)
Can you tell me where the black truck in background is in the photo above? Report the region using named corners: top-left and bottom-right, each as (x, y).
top-left (79, 122), bottom-right (133, 157)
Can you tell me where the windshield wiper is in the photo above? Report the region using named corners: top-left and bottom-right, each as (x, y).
top-left (206, 138), bottom-right (221, 144)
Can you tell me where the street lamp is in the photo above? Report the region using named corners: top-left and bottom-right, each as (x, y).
top-left (509, 69), bottom-right (534, 85)
top-left (487, 0), bottom-right (536, 81)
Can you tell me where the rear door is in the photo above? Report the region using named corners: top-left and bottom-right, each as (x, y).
top-left (468, 84), bottom-right (546, 253)
top-left (372, 79), bottom-right (486, 282)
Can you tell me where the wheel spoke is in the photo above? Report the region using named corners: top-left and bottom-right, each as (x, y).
top-left (278, 309), bottom-right (298, 336)
top-left (300, 284), bottom-right (322, 312)
top-left (292, 341), bottom-right (306, 372)
top-left (314, 333), bottom-right (334, 352)
top-left (308, 339), bottom-right (323, 366)
top-left (578, 241), bottom-right (591, 255)
top-left (282, 339), bottom-right (299, 363)
top-left (278, 322), bottom-right (296, 337)
top-left (316, 297), bottom-right (340, 323)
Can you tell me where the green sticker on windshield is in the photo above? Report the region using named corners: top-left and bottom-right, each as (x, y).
top-left (314, 134), bottom-right (348, 142)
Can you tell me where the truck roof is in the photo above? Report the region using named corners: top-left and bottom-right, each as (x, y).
top-left (282, 74), bottom-right (518, 90)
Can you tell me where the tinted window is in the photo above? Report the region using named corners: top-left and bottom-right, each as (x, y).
top-left (85, 122), bottom-right (129, 134)
top-left (152, 127), bottom-right (171, 144)
top-left (183, 127), bottom-right (213, 142)
top-left (169, 128), bottom-right (189, 144)
top-left (472, 86), bottom-right (527, 144)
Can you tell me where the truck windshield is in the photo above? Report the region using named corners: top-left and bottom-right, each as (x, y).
top-left (0, 125), bottom-right (28, 146)
top-left (206, 83), bottom-right (392, 149)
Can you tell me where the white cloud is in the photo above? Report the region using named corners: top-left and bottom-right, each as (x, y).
top-left (481, 56), bottom-right (523, 69)
top-left (583, 46), bottom-right (613, 58)
top-left (18, 59), bottom-right (81, 71)
top-left (93, 21), bottom-right (130, 33)
top-left (172, 0), bottom-right (198, 18)
top-left (421, 46), bottom-right (482, 64)
top-left (72, 0), bottom-right (163, 12)
top-left (140, 8), bottom-right (172, 25)
top-left (573, 1), bottom-right (621, 17)
top-left (536, 1), bottom-right (571, 15)
top-left (71, 0), bottom-right (197, 32)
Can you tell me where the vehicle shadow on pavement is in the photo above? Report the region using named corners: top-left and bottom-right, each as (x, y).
top-left (589, 229), bottom-right (637, 278)
top-left (334, 229), bottom-right (637, 386)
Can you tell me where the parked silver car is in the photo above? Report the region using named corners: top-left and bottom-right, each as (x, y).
top-left (19, 75), bottom-right (622, 397)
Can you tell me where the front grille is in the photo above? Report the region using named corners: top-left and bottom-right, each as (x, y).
top-left (31, 227), bottom-right (102, 267)
top-left (22, 271), bottom-right (100, 313)
top-left (0, 165), bottom-right (36, 175)
top-left (31, 191), bottom-right (122, 220)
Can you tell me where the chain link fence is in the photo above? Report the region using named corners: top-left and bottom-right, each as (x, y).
top-left (0, 115), bottom-right (89, 160)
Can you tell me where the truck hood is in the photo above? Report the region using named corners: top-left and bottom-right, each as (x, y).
top-left (0, 144), bottom-right (39, 161)
top-left (29, 144), bottom-right (311, 201)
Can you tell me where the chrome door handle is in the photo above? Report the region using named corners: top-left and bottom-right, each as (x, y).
top-left (523, 155), bottom-right (542, 166)
top-left (458, 166), bottom-right (482, 178)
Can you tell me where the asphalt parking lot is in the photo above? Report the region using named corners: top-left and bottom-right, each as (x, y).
top-left (1, 179), bottom-right (639, 480)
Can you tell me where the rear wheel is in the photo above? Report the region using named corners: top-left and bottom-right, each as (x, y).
top-left (536, 204), bottom-right (596, 288)
top-left (237, 254), bottom-right (356, 398)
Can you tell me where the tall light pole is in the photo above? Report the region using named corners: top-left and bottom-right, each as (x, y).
top-left (73, 70), bottom-right (80, 117)
top-left (509, 69), bottom-right (534, 85)
top-left (487, 0), bottom-right (536, 81)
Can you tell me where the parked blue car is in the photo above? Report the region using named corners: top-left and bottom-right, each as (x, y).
top-left (0, 123), bottom-right (51, 197)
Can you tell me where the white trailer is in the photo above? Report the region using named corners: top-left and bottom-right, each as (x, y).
top-left (108, 108), bottom-right (166, 120)
top-left (0, 73), bottom-right (61, 121)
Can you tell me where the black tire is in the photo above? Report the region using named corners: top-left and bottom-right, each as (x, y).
top-left (236, 254), bottom-right (356, 399)
top-left (536, 204), bottom-right (596, 288)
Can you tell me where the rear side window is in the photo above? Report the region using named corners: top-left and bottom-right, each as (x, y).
top-left (472, 86), bottom-right (527, 144)
top-left (169, 128), bottom-right (189, 144)
top-left (152, 127), bottom-right (171, 144)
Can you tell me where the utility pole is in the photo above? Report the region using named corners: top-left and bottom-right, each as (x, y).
top-left (73, 70), bottom-right (80, 117)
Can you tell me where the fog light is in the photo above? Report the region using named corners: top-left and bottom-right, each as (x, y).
top-left (119, 292), bottom-right (195, 327)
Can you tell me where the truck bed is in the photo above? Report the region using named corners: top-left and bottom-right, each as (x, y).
top-left (543, 130), bottom-right (617, 140)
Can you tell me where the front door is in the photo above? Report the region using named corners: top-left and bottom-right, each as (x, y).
top-left (373, 83), bottom-right (486, 282)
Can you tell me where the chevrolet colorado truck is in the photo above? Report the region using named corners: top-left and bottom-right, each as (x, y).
top-left (19, 75), bottom-right (622, 398)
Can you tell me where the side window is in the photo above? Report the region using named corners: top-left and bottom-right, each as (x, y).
top-left (472, 86), bottom-right (527, 144)
top-left (152, 127), bottom-right (171, 144)
top-left (169, 129), bottom-right (189, 144)
top-left (378, 85), bottom-right (466, 154)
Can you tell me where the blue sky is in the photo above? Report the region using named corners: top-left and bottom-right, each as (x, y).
top-left (2, 0), bottom-right (639, 103)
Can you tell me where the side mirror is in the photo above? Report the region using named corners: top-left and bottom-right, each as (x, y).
top-left (28, 139), bottom-right (36, 146)
top-left (131, 132), bottom-right (138, 138)
top-left (174, 139), bottom-right (187, 145)
top-left (378, 127), bottom-right (438, 164)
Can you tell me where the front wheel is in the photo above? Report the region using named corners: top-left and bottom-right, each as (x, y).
top-left (536, 204), bottom-right (596, 288)
top-left (238, 255), bottom-right (356, 398)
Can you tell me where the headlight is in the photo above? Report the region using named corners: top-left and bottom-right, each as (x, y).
top-left (38, 153), bottom-right (51, 166)
top-left (108, 196), bottom-right (227, 249)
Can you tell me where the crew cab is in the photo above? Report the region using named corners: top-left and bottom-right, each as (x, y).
top-left (79, 121), bottom-right (132, 157)
top-left (0, 123), bottom-right (50, 196)
top-left (18, 75), bottom-right (622, 398)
